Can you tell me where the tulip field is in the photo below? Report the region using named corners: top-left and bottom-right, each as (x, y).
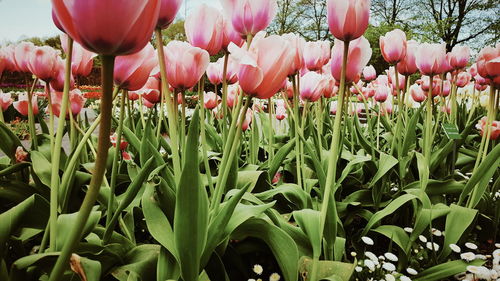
top-left (0, 0), bottom-right (499, 281)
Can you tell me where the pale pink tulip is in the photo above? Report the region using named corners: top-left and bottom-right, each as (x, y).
top-left (114, 43), bottom-right (157, 91)
top-left (476, 117), bottom-right (500, 140)
top-left (164, 41), bottom-right (210, 90)
top-left (241, 108), bottom-right (253, 131)
top-left (282, 33), bottom-right (306, 75)
top-left (303, 41), bottom-right (330, 71)
top-left (327, 0), bottom-right (371, 41)
top-left (227, 84), bottom-right (241, 108)
top-left (185, 5), bottom-right (224, 56)
top-left (300, 72), bottom-right (324, 102)
top-left (476, 46), bottom-right (500, 79)
top-left (13, 42), bottom-right (35, 73)
top-left (229, 35), bottom-right (293, 99)
top-left (374, 85), bottom-right (389, 102)
top-left (206, 57), bottom-right (238, 85)
top-left (485, 57), bottom-right (500, 80)
top-left (456, 72), bottom-right (471, 87)
top-left (362, 65), bottom-right (376, 81)
top-left (275, 100), bottom-right (287, 120)
top-left (0, 92), bottom-right (13, 111)
top-left (15, 147), bottom-right (29, 163)
top-left (50, 57), bottom-right (76, 92)
top-left (51, 89), bottom-right (86, 118)
top-left (60, 33), bottom-right (97, 77)
top-left (321, 75), bottom-right (337, 98)
top-left (27, 46), bottom-right (60, 82)
top-left (397, 40), bottom-right (418, 76)
top-left (415, 43), bottom-right (447, 75)
top-left (410, 84), bottom-right (426, 103)
top-left (52, 0), bottom-right (161, 56)
top-left (380, 29), bottom-right (407, 64)
top-left (141, 77), bottom-right (162, 104)
top-left (13, 93), bottom-right (39, 116)
top-left (157, 0), bottom-right (183, 29)
top-left (222, 18), bottom-right (245, 50)
top-left (330, 101), bottom-right (338, 115)
top-left (387, 66), bottom-right (406, 90)
top-left (330, 36), bottom-right (372, 83)
top-left (204, 92), bottom-right (220, 110)
top-left (441, 80), bottom-right (451, 97)
top-left (0, 45), bottom-right (18, 72)
top-left (449, 46), bottom-right (470, 69)
top-left (221, 0), bottom-right (278, 38)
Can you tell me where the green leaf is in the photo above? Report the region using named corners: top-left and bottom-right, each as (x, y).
top-left (298, 256), bottom-right (356, 281)
top-left (371, 225), bottom-right (409, 253)
top-left (268, 138), bottom-right (295, 178)
top-left (0, 122), bottom-right (23, 160)
top-left (255, 183), bottom-right (312, 209)
top-left (30, 151), bottom-right (53, 188)
top-left (112, 244), bottom-right (159, 281)
top-left (368, 153), bottom-right (398, 187)
top-left (401, 106), bottom-right (423, 156)
top-left (293, 209), bottom-right (321, 257)
top-left (415, 152), bottom-right (429, 191)
top-left (57, 211), bottom-right (101, 250)
top-left (231, 218), bottom-right (299, 281)
top-left (439, 204), bottom-right (477, 259)
top-left (413, 259), bottom-right (485, 281)
top-left (361, 194), bottom-right (417, 236)
top-left (174, 108), bottom-right (209, 281)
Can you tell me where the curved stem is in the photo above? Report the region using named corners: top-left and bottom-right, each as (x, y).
top-left (48, 55), bottom-right (115, 281)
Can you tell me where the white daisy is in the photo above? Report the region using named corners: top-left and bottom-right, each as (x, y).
top-left (407, 267), bottom-right (418, 275)
top-left (362, 236), bottom-right (374, 246)
top-left (400, 276), bottom-right (412, 281)
top-left (465, 242), bottom-right (478, 250)
top-left (449, 244), bottom-right (461, 253)
top-left (365, 251), bottom-right (378, 262)
top-left (426, 242), bottom-right (440, 251)
top-left (382, 262), bottom-right (396, 272)
top-left (253, 264), bottom-right (263, 275)
top-left (384, 252), bottom-right (398, 262)
top-left (269, 273), bottom-right (281, 281)
top-left (404, 227), bottom-right (413, 233)
top-left (460, 252), bottom-right (476, 262)
top-left (385, 273), bottom-right (395, 281)
top-left (355, 266), bottom-right (363, 272)
top-left (364, 259), bottom-right (375, 271)
top-left (431, 228), bottom-right (442, 236)
top-left (418, 235), bottom-right (427, 243)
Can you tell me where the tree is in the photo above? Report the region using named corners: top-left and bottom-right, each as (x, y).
top-left (268, 0), bottom-right (307, 35)
top-left (371, 0), bottom-right (415, 26)
top-left (299, 0), bottom-right (331, 41)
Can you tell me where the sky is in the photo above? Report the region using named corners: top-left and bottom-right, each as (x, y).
top-left (0, 0), bottom-right (221, 44)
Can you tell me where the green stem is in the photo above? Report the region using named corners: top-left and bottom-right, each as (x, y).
top-left (311, 39), bottom-right (350, 281)
top-left (389, 69), bottom-right (402, 157)
top-left (48, 37), bottom-right (72, 251)
top-left (221, 53), bottom-right (229, 145)
top-left (424, 76), bottom-right (434, 165)
top-left (292, 75), bottom-right (302, 189)
top-left (48, 55), bottom-right (115, 281)
top-left (199, 80), bottom-right (215, 195)
top-left (268, 98), bottom-right (274, 160)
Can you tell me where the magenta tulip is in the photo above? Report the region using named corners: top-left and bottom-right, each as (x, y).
top-left (50, 57), bottom-right (76, 92)
top-left (114, 43), bottom-right (157, 91)
top-left (157, 0), bottom-right (182, 29)
top-left (456, 72), bottom-right (471, 88)
top-left (221, 0), bottom-right (278, 38)
top-left (397, 40), bottom-right (418, 76)
top-left (327, 0), bottom-right (371, 41)
top-left (330, 36), bottom-right (372, 83)
top-left (300, 71), bottom-right (325, 102)
top-left (415, 43), bottom-right (447, 75)
top-left (380, 29), bottom-right (407, 64)
top-left (52, 0), bottom-right (161, 56)
top-left (303, 41), bottom-right (330, 71)
top-left (222, 18), bottom-right (245, 50)
top-left (163, 41), bottom-right (210, 91)
top-left (229, 35), bottom-right (293, 99)
top-left (14, 93), bottom-right (39, 116)
top-left (27, 46), bottom-right (60, 82)
top-left (185, 4), bottom-right (224, 56)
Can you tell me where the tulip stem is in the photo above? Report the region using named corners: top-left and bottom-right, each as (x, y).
top-left (390, 69), bottom-right (402, 157)
top-left (311, 40), bottom-right (350, 281)
top-left (292, 75), bottom-right (302, 189)
top-left (155, 28), bottom-right (181, 181)
top-left (48, 55), bottom-right (115, 281)
top-left (199, 79), bottom-right (215, 195)
top-left (424, 75), bottom-right (434, 167)
top-left (222, 53), bottom-right (229, 144)
top-left (268, 98), bottom-right (274, 159)
top-left (105, 89), bottom-right (126, 240)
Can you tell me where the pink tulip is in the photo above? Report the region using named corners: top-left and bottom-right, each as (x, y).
top-left (0, 45), bottom-right (17, 72)
top-left (485, 57), bottom-right (500, 80)
top-left (241, 108), bottom-right (253, 131)
top-left (387, 66), bottom-right (406, 90)
top-left (13, 42), bottom-right (35, 73)
top-left (27, 46), bottom-right (60, 82)
top-left (321, 75), bottom-right (337, 98)
top-left (50, 57), bottom-right (76, 92)
top-left (282, 33), bottom-right (306, 75)
top-left (330, 101), bottom-right (338, 115)
top-left (380, 29), bottom-right (407, 64)
top-left (221, 0), bottom-right (278, 38)
top-left (440, 80), bottom-right (451, 97)
top-left (141, 77), bottom-right (162, 104)
top-left (275, 101), bottom-right (287, 121)
top-left (374, 84), bottom-right (389, 102)
top-left (52, 0), bottom-right (161, 56)
top-left (13, 93), bottom-right (39, 116)
top-left (15, 146), bottom-right (29, 163)
top-left (164, 41), bottom-right (210, 90)
top-left (229, 35), bottom-right (293, 99)
top-left (330, 36), bottom-right (372, 83)
top-left (206, 57), bottom-right (238, 85)
top-left (303, 41), bottom-right (330, 71)
top-left (0, 92), bottom-right (13, 111)
top-left (51, 89), bottom-right (86, 118)
top-left (0, 52), bottom-right (5, 76)
top-left (415, 43), bottom-right (447, 76)
top-left (128, 91), bottom-right (140, 101)
top-left (397, 40), bottom-right (418, 76)
top-left (60, 33), bottom-right (97, 77)
top-left (410, 84), bottom-right (426, 103)
top-left (222, 18), bottom-right (245, 50)
top-left (327, 0), bottom-right (371, 41)
top-left (204, 92), bottom-right (220, 110)
top-left (476, 117), bottom-right (500, 140)
top-left (456, 72), bottom-right (471, 87)
top-left (157, 0), bottom-right (183, 29)
top-left (114, 43), bottom-right (157, 91)
top-left (362, 65), bottom-right (376, 81)
top-left (185, 4), bottom-right (224, 56)
top-left (300, 72), bottom-right (324, 102)
top-left (449, 46), bottom-right (470, 69)
top-left (476, 46), bottom-right (500, 79)
top-left (227, 84), bottom-right (241, 108)
top-left (206, 63), bottom-right (222, 85)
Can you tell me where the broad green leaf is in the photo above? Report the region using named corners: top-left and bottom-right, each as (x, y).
top-left (0, 122), bottom-right (23, 160)
top-left (372, 225), bottom-right (409, 253)
top-left (57, 211), bottom-right (101, 250)
top-left (401, 106), bottom-right (423, 156)
top-left (368, 153), bottom-right (398, 187)
top-left (174, 109), bottom-right (209, 281)
top-left (112, 244), bottom-right (159, 281)
top-left (293, 209), bottom-right (321, 257)
top-left (439, 204), bottom-right (477, 259)
top-left (30, 151), bottom-right (52, 187)
top-left (415, 152), bottom-right (429, 191)
top-left (255, 183), bottom-right (312, 209)
top-left (298, 256), bottom-right (356, 281)
top-left (268, 138), bottom-right (295, 178)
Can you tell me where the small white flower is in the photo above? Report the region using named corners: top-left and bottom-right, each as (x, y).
top-left (364, 259), bottom-right (375, 271)
top-left (449, 244), bottom-right (461, 253)
top-left (465, 242), bottom-right (477, 250)
top-left (365, 251), bottom-right (378, 262)
top-left (489, 269), bottom-right (498, 279)
top-left (355, 266), bottom-right (363, 272)
top-left (269, 273), bottom-right (281, 281)
top-left (362, 236), bottom-right (374, 246)
top-left (400, 276), bottom-right (412, 281)
top-left (426, 242), bottom-right (440, 251)
top-left (431, 228), bottom-right (442, 236)
top-left (378, 255), bottom-right (386, 261)
top-left (253, 264), bottom-right (263, 275)
top-left (404, 227), bottom-right (413, 233)
top-left (466, 266), bottom-right (491, 280)
top-left (495, 243), bottom-right (500, 248)
top-left (382, 262), bottom-right (396, 272)
top-left (418, 235), bottom-right (427, 243)
top-left (384, 252), bottom-right (398, 262)
top-left (248, 279), bottom-right (256, 281)
top-left (461, 252), bottom-right (476, 262)
top-left (351, 252), bottom-right (357, 257)
top-left (385, 273), bottom-right (396, 281)
top-left (407, 267), bottom-right (418, 275)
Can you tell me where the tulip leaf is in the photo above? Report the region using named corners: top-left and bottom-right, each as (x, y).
top-left (439, 204), bottom-right (477, 259)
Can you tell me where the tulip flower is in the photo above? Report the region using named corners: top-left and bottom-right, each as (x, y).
top-left (330, 36), bottom-right (372, 83)
top-left (50, 57), bottom-right (76, 92)
top-left (362, 65), bottom-right (376, 81)
top-left (476, 46), bottom-right (500, 79)
top-left (241, 108), bottom-right (253, 131)
top-left (13, 92), bottom-right (39, 116)
top-left (204, 92), bottom-right (220, 110)
top-left (441, 80), bottom-right (451, 97)
top-left (456, 72), bottom-right (471, 88)
top-left (52, 0), bottom-right (161, 56)
top-left (185, 4), bottom-right (224, 56)
top-left (222, 18), bottom-right (245, 50)
top-left (415, 43), bottom-right (448, 75)
top-left (227, 84), bottom-right (241, 108)
top-left (221, 0), bottom-right (278, 38)
top-left (164, 41), bottom-right (210, 91)
top-left (27, 46), bottom-right (60, 82)
top-left (60, 34), bottom-right (97, 77)
top-left (410, 84), bottom-right (426, 103)
top-left (327, 0), bottom-right (371, 41)
top-left (303, 41), bottom-right (330, 71)
top-left (275, 99), bottom-right (287, 121)
top-left (229, 35), bottom-right (293, 99)
top-left (485, 57), bottom-right (500, 80)
top-left (128, 91), bottom-right (140, 101)
top-left (387, 66), bottom-right (406, 91)
top-left (157, 0), bottom-right (183, 29)
top-left (449, 46), bottom-right (470, 69)
top-left (13, 42), bottom-right (35, 73)
top-left (15, 146), bottom-right (29, 163)
top-left (282, 33), bottom-right (306, 75)
top-left (380, 29), bottom-right (407, 64)
top-left (114, 43), bottom-right (157, 91)
top-left (396, 41), bottom-right (418, 76)
top-left (321, 75), bottom-right (337, 98)
top-left (374, 85), bottom-right (389, 102)
top-left (0, 92), bottom-right (13, 111)
top-left (330, 101), bottom-right (338, 115)
top-left (476, 117), bottom-right (500, 140)
top-left (51, 89), bottom-right (86, 118)
top-left (300, 72), bottom-right (325, 102)
top-left (206, 57), bottom-right (238, 85)
top-left (141, 77), bottom-right (162, 104)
